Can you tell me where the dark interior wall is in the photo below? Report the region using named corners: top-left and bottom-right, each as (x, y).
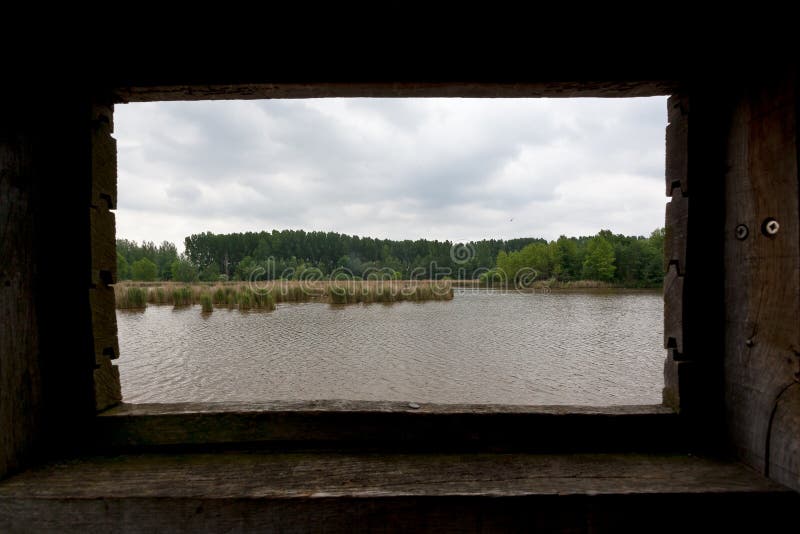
top-left (723, 71), bottom-right (800, 491)
top-left (0, 96), bottom-right (97, 479)
top-left (0, 112), bottom-right (42, 479)
top-left (1, 67), bottom-right (799, 493)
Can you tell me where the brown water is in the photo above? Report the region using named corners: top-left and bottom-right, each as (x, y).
top-left (116, 290), bottom-right (664, 405)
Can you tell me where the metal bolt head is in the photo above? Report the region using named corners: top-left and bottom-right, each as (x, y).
top-left (765, 219), bottom-right (780, 235)
top-left (735, 224), bottom-right (749, 240)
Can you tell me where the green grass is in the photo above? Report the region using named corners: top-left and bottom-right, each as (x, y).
top-left (200, 293), bottom-right (213, 313)
top-left (172, 286), bottom-right (193, 307)
top-left (117, 286), bottom-right (148, 309)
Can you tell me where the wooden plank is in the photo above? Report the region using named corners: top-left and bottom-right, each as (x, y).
top-left (94, 356), bottom-right (121, 412)
top-left (0, 452), bottom-right (787, 499)
top-left (89, 206), bottom-right (116, 287)
top-left (0, 453), bottom-right (788, 504)
top-left (663, 354), bottom-right (696, 412)
top-left (665, 190), bottom-right (688, 276)
top-left (114, 80), bottom-right (680, 103)
top-left (767, 384), bottom-right (800, 490)
top-left (89, 286), bottom-right (119, 362)
top-left (663, 263), bottom-right (684, 355)
top-left (723, 74), bottom-right (799, 485)
top-left (90, 104), bottom-right (117, 210)
top-left (3, 492), bottom-right (796, 534)
top-left (0, 452), bottom-right (794, 532)
top-left (0, 130), bottom-right (42, 480)
top-left (94, 401), bottom-right (680, 452)
top-left (101, 400), bottom-right (674, 416)
top-left (90, 204), bottom-right (121, 411)
top-left (666, 94), bottom-right (689, 196)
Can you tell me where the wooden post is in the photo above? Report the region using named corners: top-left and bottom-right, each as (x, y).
top-left (663, 95), bottom-right (692, 408)
top-left (723, 73), bottom-right (800, 491)
top-left (0, 125), bottom-right (43, 480)
top-left (89, 102), bottom-right (121, 411)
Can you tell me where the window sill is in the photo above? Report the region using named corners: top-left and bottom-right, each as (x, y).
top-left (0, 450), bottom-right (794, 531)
top-left (95, 401), bottom-right (680, 453)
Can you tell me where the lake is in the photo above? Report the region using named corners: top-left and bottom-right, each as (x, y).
top-left (116, 289), bottom-right (664, 406)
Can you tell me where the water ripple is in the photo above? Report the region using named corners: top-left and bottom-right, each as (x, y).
top-left (117, 291), bottom-right (665, 405)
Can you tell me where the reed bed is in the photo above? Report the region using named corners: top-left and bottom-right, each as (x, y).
top-left (200, 293), bottom-right (214, 313)
top-left (114, 280), bottom-right (453, 312)
top-left (116, 286), bottom-right (148, 309)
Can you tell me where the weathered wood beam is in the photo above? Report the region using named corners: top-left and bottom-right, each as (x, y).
top-left (723, 73), bottom-right (800, 490)
top-left (0, 452), bottom-right (794, 532)
top-left (0, 128), bottom-right (42, 480)
top-left (95, 402), bottom-right (681, 452)
top-left (114, 80), bottom-right (680, 103)
top-left (89, 100), bottom-right (121, 412)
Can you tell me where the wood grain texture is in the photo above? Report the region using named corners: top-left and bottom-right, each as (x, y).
top-left (666, 94), bottom-right (689, 196)
top-left (89, 284), bottom-right (120, 411)
top-left (665, 89), bottom-right (729, 443)
top-left (89, 100), bottom-right (122, 412)
top-left (89, 206), bottom-right (116, 287)
top-left (0, 452), bottom-right (787, 499)
top-left (3, 492), bottom-right (796, 534)
top-left (90, 104), bottom-right (116, 210)
top-left (94, 402), bottom-right (680, 453)
top-left (663, 264), bottom-right (684, 355)
top-left (767, 383), bottom-right (800, 490)
top-left (665, 190), bottom-right (688, 276)
top-left (94, 356), bottom-right (121, 412)
top-left (114, 80), bottom-right (680, 103)
top-left (0, 452), bottom-right (794, 533)
top-left (723, 73), bottom-right (800, 489)
top-left (663, 356), bottom-right (697, 413)
top-left (0, 130), bottom-right (42, 480)
top-left (88, 286), bottom-right (119, 362)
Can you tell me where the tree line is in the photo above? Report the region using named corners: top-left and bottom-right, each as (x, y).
top-left (116, 228), bottom-right (665, 287)
top-left (493, 229), bottom-right (664, 287)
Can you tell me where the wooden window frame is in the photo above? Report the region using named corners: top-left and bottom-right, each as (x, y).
top-left (89, 82), bottom-right (704, 452)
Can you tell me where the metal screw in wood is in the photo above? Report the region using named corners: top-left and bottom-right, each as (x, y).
top-left (761, 218), bottom-right (780, 236)
top-left (765, 220), bottom-right (780, 235)
top-left (735, 224), bottom-right (749, 240)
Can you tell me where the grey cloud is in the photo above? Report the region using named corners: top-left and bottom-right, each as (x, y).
top-left (114, 97), bottom-right (667, 249)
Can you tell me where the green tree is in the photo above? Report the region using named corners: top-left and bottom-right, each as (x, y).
top-left (117, 252), bottom-right (130, 280)
top-left (582, 235), bottom-right (616, 281)
top-left (130, 257), bottom-right (158, 281)
top-left (199, 263), bottom-right (220, 282)
top-left (155, 241), bottom-right (179, 280)
top-left (234, 256), bottom-right (257, 281)
top-left (555, 236), bottom-right (580, 280)
top-left (170, 258), bottom-right (197, 283)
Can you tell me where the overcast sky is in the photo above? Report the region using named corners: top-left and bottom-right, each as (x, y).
top-left (115, 97), bottom-right (667, 250)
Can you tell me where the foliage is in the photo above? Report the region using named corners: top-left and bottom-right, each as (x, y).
top-left (130, 257), bottom-right (158, 281)
top-left (493, 229), bottom-right (664, 288)
top-left (182, 229), bottom-right (545, 280)
top-left (117, 227), bottom-right (665, 287)
top-left (582, 235), bottom-right (616, 281)
top-left (172, 286), bottom-right (193, 307)
top-left (116, 239), bottom-right (178, 280)
top-left (170, 257), bottom-right (198, 283)
top-left (117, 286), bottom-right (147, 308)
top-left (114, 280), bottom-right (452, 310)
top-left (199, 263), bottom-right (220, 282)
top-left (200, 293), bottom-right (213, 313)
top-left (117, 252), bottom-right (130, 280)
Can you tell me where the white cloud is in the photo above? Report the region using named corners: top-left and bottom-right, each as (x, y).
top-left (113, 97), bottom-right (667, 250)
